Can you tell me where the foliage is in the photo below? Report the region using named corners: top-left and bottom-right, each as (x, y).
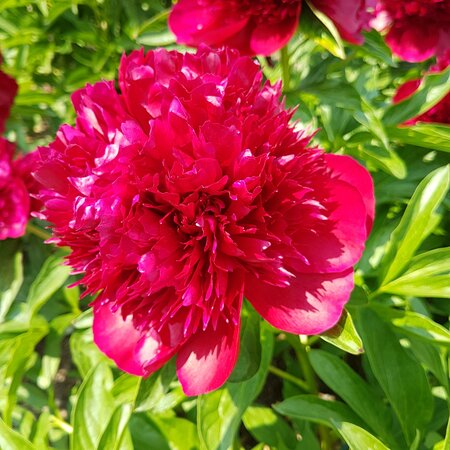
top-left (0, 1), bottom-right (449, 449)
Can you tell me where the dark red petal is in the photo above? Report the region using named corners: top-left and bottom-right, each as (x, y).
top-left (245, 269), bottom-right (354, 335)
top-left (176, 316), bottom-right (241, 396)
top-left (325, 154), bottom-right (375, 235)
top-left (168, 0), bottom-right (248, 48)
top-left (249, 4), bottom-right (301, 55)
top-left (386, 21), bottom-right (439, 62)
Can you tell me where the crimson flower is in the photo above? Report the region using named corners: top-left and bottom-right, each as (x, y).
top-left (0, 54), bottom-right (18, 134)
top-left (168, 0), bottom-right (372, 56)
top-left (36, 46), bottom-right (374, 395)
top-left (393, 53), bottom-right (450, 124)
top-left (375, 0), bottom-right (450, 62)
top-left (0, 139), bottom-right (35, 240)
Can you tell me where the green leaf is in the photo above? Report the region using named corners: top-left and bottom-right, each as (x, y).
top-left (0, 240), bottom-right (23, 322)
top-left (309, 350), bottom-right (396, 447)
top-left (70, 363), bottom-right (115, 450)
top-left (243, 406), bottom-right (297, 450)
top-left (383, 67), bottom-right (450, 126)
top-left (320, 309), bottom-right (364, 355)
top-left (229, 303), bottom-right (261, 382)
top-left (129, 414), bottom-right (170, 450)
top-left (388, 124), bottom-right (450, 153)
top-left (197, 326), bottom-right (273, 450)
top-left (97, 404), bottom-right (132, 450)
top-left (274, 395), bottom-right (364, 428)
top-left (153, 417), bottom-right (201, 450)
top-left (25, 251), bottom-right (71, 318)
top-left (356, 143), bottom-right (407, 179)
top-left (304, 0), bottom-right (345, 59)
top-left (134, 360), bottom-right (177, 413)
top-left (380, 165), bottom-right (450, 285)
top-left (332, 421), bottom-right (390, 450)
top-left (357, 308), bottom-right (433, 444)
top-left (0, 416), bottom-right (35, 450)
top-left (379, 247), bottom-right (450, 298)
top-left (372, 305), bottom-right (450, 347)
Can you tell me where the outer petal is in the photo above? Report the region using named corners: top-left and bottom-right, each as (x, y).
top-left (250, 4), bottom-right (301, 55)
top-left (94, 303), bottom-right (183, 377)
top-left (325, 154), bottom-right (375, 234)
top-left (168, 0), bottom-right (248, 48)
top-left (93, 303), bottom-right (146, 376)
top-left (386, 21), bottom-right (439, 62)
top-left (291, 180), bottom-right (368, 274)
top-left (245, 269), bottom-right (354, 335)
top-left (176, 316), bottom-right (241, 396)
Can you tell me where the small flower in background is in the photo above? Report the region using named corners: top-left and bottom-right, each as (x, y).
top-left (0, 138), bottom-right (31, 240)
top-left (0, 53), bottom-right (42, 240)
top-left (0, 53), bottom-right (18, 134)
top-left (168, 0), bottom-right (373, 56)
top-left (36, 46), bottom-right (374, 395)
top-left (374, 0), bottom-right (450, 62)
top-left (393, 52), bottom-right (450, 124)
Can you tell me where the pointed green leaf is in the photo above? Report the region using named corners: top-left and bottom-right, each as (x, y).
top-left (388, 123), bottom-right (450, 153)
top-left (274, 395), bottom-right (364, 428)
top-left (380, 165), bottom-right (449, 285)
top-left (309, 350), bottom-right (396, 448)
top-left (0, 417), bottom-right (35, 450)
top-left (320, 309), bottom-right (363, 355)
top-left (70, 363), bottom-right (115, 450)
top-left (97, 404), bottom-right (132, 450)
top-left (332, 421), bottom-right (390, 450)
top-left (357, 309), bottom-right (433, 444)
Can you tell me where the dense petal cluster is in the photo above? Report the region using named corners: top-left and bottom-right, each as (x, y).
top-left (375, 0), bottom-right (450, 62)
top-left (36, 46), bottom-right (374, 395)
top-left (169, 0), bottom-right (372, 56)
top-left (393, 53), bottom-right (450, 124)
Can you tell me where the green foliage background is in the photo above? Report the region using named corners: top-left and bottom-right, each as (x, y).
top-left (0, 1), bottom-right (449, 449)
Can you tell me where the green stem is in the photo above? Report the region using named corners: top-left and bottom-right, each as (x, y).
top-left (268, 365), bottom-right (309, 391)
top-left (26, 223), bottom-right (51, 240)
top-left (280, 46), bottom-right (290, 92)
top-left (287, 335), bottom-right (333, 450)
top-left (50, 415), bottom-right (73, 434)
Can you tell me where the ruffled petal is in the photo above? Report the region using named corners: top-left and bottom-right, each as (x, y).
top-left (325, 154), bottom-right (375, 234)
top-left (176, 316), bottom-right (241, 396)
top-left (245, 269), bottom-right (354, 335)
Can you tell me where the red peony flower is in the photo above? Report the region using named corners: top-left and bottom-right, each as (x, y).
top-left (168, 0), bottom-right (372, 56)
top-left (36, 46), bottom-right (374, 395)
top-left (393, 53), bottom-right (450, 124)
top-left (0, 54), bottom-right (18, 134)
top-left (0, 138), bottom-right (31, 240)
top-left (375, 0), bottom-right (450, 62)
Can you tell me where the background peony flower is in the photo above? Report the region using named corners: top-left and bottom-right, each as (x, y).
top-left (168, 0), bottom-right (372, 56)
top-left (375, 0), bottom-right (450, 62)
top-left (393, 53), bottom-right (450, 124)
top-left (36, 46), bottom-right (374, 395)
top-left (0, 54), bottom-right (18, 134)
top-left (309, 0), bottom-right (373, 45)
top-left (0, 138), bottom-right (31, 240)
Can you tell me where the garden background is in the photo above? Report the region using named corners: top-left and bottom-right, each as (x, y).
top-left (0, 1), bottom-right (449, 449)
